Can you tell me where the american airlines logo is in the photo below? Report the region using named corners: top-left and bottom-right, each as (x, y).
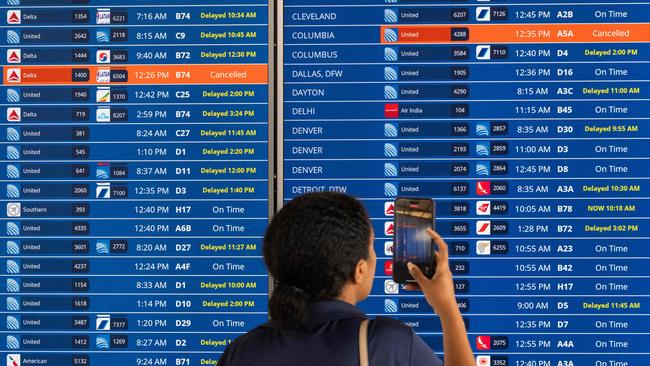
top-left (7, 354), bottom-right (20, 366)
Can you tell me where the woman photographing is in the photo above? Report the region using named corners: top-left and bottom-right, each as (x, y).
top-left (219, 192), bottom-right (475, 365)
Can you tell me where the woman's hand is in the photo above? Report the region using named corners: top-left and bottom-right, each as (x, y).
top-left (405, 229), bottom-right (459, 318)
top-left (406, 229), bottom-right (475, 366)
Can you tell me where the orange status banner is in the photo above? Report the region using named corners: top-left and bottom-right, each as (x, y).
top-left (3, 64), bottom-right (268, 85)
top-left (380, 23), bottom-right (650, 44)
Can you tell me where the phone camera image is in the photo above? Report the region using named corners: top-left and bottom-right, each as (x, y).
top-left (393, 198), bottom-right (436, 283)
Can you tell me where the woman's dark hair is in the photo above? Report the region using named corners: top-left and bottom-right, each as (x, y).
top-left (264, 192), bottom-right (372, 328)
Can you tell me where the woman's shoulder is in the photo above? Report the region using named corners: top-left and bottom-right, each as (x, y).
top-left (368, 317), bottom-right (440, 365)
top-left (369, 316), bottom-right (414, 336)
top-left (367, 316), bottom-right (419, 350)
top-left (228, 322), bottom-right (278, 347)
top-left (219, 323), bottom-right (277, 364)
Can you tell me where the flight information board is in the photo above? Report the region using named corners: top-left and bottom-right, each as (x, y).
top-left (281, 1), bottom-right (649, 365)
top-left (1, 1), bottom-right (271, 365)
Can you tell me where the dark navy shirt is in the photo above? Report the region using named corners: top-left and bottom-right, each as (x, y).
top-left (219, 300), bottom-right (443, 366)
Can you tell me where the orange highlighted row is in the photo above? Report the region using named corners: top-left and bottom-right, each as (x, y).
top-left (3, 65), bottom-right (268, 85)
top-left (380, 23), bottom-right (650, 44)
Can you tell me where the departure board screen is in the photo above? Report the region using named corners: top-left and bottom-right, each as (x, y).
top-left (281, 1), bottom-right (649, 365)
top-left (1, 1), bottom-right (271, 365)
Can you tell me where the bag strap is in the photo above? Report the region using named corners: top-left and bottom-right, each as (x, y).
top-left (359, 319), bottom-right (370, 366)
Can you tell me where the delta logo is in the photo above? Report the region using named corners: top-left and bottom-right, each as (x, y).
top-left (6, 49), bottom-right (20, 64)
top-left (384, 202), bottom-right (395, 216)
top-left (7, 108), bottom-right (21, 122)
top-left (7, 10), bottom-right (21, 25)
top-left (6, 68), bottom-right (21, 83)
top-left (384, 222), bottom-right (394, 236)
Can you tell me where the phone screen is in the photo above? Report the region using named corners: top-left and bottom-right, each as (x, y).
top-left (393, 198), bottom-right (435, 283)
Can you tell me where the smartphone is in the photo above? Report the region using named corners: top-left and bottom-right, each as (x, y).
top-left (392, 197), bottom-right (436, 284)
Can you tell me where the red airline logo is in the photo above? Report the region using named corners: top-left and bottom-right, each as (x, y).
top-left (476, 201), bottom-right (491, 215)
top-left (7, 10), bottom-right (21, 24)
top-left (476, 355), bottom-right (491, 366)
top-left (476, 181), bottom-right (491, 196)
top-left (476, 220), bottom-right (491, 235)
top-left (7, 108), bottom-right (20, 122)
top-left (7, 49), bottom-right (20, 63)
top-left (384, 222), bottom-right (394, 236)
top-left (384, 103), bottom-right (399, 118)
top-left (476, 336), bottom-right (491, 350)
top-left (384, 260), bottom-right (393, 275)
top-left (7, 355), bottom-right (20, 366)
top-left (7, 69), bottom-right (21, 83)
top-left (384, 202), bottom-right (394, 216)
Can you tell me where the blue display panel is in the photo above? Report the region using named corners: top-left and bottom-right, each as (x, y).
top-left (1, 1), bottom-right (270, 365)
top-left (281, 1), bottom-right (649, 365)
